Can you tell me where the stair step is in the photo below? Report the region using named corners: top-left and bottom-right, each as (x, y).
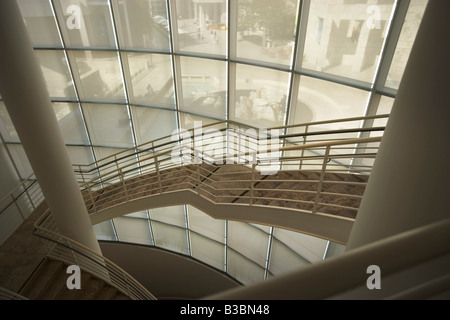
top-left (113, 292), bottom-right (131, 300)
top-left (96, 284), bottom-right (120, 300)
top-left (19, 258), bottom-right (133, 300)
top-left (38, 266), bottom-right (68, 300)
top-left (73, 277), bottom-right (106, 300)
top-left (87, 164), bottom-right (370, 220)
top-left (20, 259), bottom-right (65, 300)
top-left (57, 271), bottom-right (94, 300)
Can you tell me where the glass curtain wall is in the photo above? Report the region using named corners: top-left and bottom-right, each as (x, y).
top-left (0, 0), bottom-right (427, 176)
top-left (0, 0), bottom-right (429, 284)
top-left (96, 205), bottom-right (330, 285)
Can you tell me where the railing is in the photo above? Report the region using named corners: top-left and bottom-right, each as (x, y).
top-left (73, 114), bottom-right (388, 185)
top-left (0, 287), bottom-right (28, 300)
top-left (0, 114), bottom-right (388, 300)
top-left (76, 122), bottom-right (383, 219)
top-left (33, 209), bottom-right (157, 300)
top-left (0, 168), bottom-right (155, 300)
top-left (0, 174), bottom-right (44, 245)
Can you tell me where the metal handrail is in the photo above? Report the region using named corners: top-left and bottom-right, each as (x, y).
top-left (0, 173), bottom-right (42, 215)
top-left (77, 132), bottom-right (381, 191)
top-left (32, 210), bottom-right (157, 300)
top-left (1, 174), bottom-right (155, 300)
top-left (0, 174), bottom-right (44, 246)
top-left (80, 133), bottom-right (382, 219)
top-left (0, 287), bottom-right (29, 300)
top-left (72, 115), bottom-right (388, 177)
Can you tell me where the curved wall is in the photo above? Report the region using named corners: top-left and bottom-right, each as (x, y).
top-left (99, 241), bottom-right (241, 300)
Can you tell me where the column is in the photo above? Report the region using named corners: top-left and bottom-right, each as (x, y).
top-left (346, 0), bottom-right (450, 250)
top-left (0, 1), bottom-right (101, 254)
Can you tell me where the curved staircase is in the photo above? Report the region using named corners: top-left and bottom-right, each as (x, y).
top-left (1, 115), bottom-right (398, 300)
top-left (85, 163), bottom-right (368, 219)
top-left (75, 117), bottom-right (385, 243)
top-left (18, 258), bottom-right (130, 300)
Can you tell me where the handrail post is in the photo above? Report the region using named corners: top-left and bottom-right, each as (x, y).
top-left (114, 155), bottom-right (121, 183)
top-left (250, 163), bottom-right (256, 206)
top-left (313, 145), bottom-right (331, 213)
top-left (119, 168), bottom-right (129, 202)
top-left (11, 194), bottom-right (25, 221)
top-left (154, 153), bottom-right (162, 194)
top-left (79, 165), bottom-right (85, 184)
top-left (299, 125), bottom-right (309, 170)
top-left (197, 164), bottom-right (201, 195)
top-left (25, 182), bottom-right (36, 210)
top-left (87, 186), bottom-right (97, 214)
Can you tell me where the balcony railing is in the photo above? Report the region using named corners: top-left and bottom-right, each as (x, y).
top-left (74, 115), bottom-right (386, 220)
top-left (32, 209), bottom-right (157, 300)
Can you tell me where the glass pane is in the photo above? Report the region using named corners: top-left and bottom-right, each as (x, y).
top-left (6, 144), bottom-right (33, 179)
top-left (82, 103), bottom-right (134, 148)
top-left (291, 76), bottom-right (369, 134)
top-left (151, 220), bottom-right (188, 255)
top-left (132, 107), bottom-right (177, 145)
top-left (190, 232), bottom-right (225, 271)
top-left (272, 227), bottom-right (328, 263)
top-left (386, 0), bottom-right (429, 89)
top-left (125, 210), bottom-right (148, 219)
top-left (93, 220), bottom-right (116, 241)
top-left (233, 63), bottom-right (289, 128)
top-left (95, 146), bottom-right (127, 160)
top-left (179, 57), bottom-right (227, 119)
top-left (35, 50), bottom-right (76, 99)
top-left (269, 238), bottom-right (309, 276)
top-left (68, 50), bottom-right (125, 103)
top-left (54, 0), bottom-right (116, 48)
top-left (227, 248), bottom-right (265, 285)
top-left (179, 113), bottom-right (223, 131)
top-left (187, 205), bottom-right (225, 243)
top-left (250, 223), bottom-right (271, 233)
top-left (175, 0), bottom-right (227, 56)
top-left (93, 147), bottom-right (137, 184)
top-left (53, 102), bottom-right (89, 144)
top-left (17, 0), bottom-right (62, 47)
top-left (227, 221), bottom-right (269, 268)
top-left (125, 52), bottom-right (175, 109)
top-left (113, 0), bottom-right (171, 51)
top-left (0, 102), bottom-right (19, 143)
top-left (150, 205), bottom-right (186, 228)
top-left (373, 95), bottom-right (394, 128)
top-left (237, 0), bottom-right (298, 66)
top-left (66, 146), bottom-right (95, 165)
top-left (114, 216), bottom-right (152, 245)
top-left (302, 0), bottom-right (396, 83)
top-left (377, 95), bottom-right (394, 115)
